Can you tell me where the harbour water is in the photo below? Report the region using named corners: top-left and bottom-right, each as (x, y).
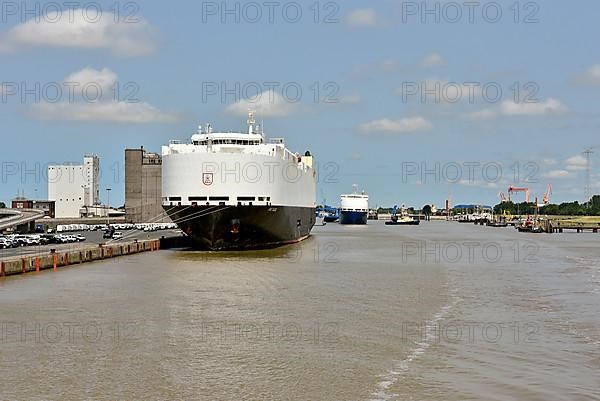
top-left (0, 222), bottom-right (598, 400)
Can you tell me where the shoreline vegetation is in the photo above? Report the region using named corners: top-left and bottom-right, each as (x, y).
top-left (493, 195), bottom-right (600, 218)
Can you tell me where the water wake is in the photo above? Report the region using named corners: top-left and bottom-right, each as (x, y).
top-left (369, 293), bottom-right (460, 401)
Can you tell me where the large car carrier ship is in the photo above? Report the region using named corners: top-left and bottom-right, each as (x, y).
top-left (161, 112), bottom-right (317, 250)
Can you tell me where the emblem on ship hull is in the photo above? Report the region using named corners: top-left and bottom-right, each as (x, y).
top-left (203, 172), bottom-right (214, 186)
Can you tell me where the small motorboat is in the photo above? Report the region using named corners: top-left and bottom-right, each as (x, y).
top-left (385, 205), bottom-right (420, 226)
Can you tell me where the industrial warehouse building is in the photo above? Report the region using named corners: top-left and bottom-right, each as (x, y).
top-left (11, 198), bottom-right (56, 218)
top-left (125, 147), bottom-right (170, 223)
top-left (47, 154), bottom-right (100, 218)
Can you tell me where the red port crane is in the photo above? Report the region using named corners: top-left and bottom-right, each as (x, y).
top-left (508, 186), bottom-right (530, 203)
top-left (542, 184), bottom-right (553, 205)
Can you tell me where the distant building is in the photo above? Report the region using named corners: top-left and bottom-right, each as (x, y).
top-left (48, 154), bottom-right (100, 218)
top-left (11, 198), bottom-right (56, 218)
top-left (125, 147), bottom-right (168, 223)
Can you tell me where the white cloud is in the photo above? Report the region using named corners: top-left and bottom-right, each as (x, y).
top-left (420, 53), bottom-right (448, 68)
top-left (225, 91), bottom-right (298, 117)
top-left (26, 67), bottom-right (178, 123)
top-left (463, 98), bottom-right (568, 120)
top-left (499, 98), bottom-right (568, 116)
top-left (544, 170), bottom-right (571, 179)
top-left (359, 117), bottom-right (433, 134)
top-left (64, 67), bottom-right (118, 92)
top-left (573, 65), bottom-right (600, 86)
top-left (0, 10), bottom-right (158, 56)
top-left (345, 9), bottom-right (377, 27)
top-left (566, 155), bottom-right (588, 171)
top-left (29, 102), bottom-right (178, 123)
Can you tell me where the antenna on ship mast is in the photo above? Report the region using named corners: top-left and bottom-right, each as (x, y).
top-left (206, 122), bottom-right (213, 152)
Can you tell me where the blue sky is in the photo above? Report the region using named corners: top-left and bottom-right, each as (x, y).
top-left (1, 0), bottom-right (600, 208)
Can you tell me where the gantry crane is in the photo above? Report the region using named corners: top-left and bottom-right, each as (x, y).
top-left (508, 186), bottom-right (530, 203)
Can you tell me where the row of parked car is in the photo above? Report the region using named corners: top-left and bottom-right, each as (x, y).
top-left (53, 223), bottom-right (179, 233)
top-left (0, 234), bottom-right (86, 249)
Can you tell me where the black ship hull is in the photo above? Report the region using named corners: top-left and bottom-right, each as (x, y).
top-left (339, 211), bottom-right (368, 225)
top-left (165, 205), bottom-right (316, 250)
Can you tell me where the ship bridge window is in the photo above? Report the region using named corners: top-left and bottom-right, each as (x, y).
top-left (189, 196), bottom-right (208, 201)
top-left (209, 196), bottom-right (229, 201)
top-left (169, 197), bottom-right (182, 201)
top-left (237, 197), bottom-right (256, 201)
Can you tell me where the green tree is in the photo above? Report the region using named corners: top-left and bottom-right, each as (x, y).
top-left (0, 202), bottom-right (5, 209)
top-left (422, 204), bottom-right (432, 221)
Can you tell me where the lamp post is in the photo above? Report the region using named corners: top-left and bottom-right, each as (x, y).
top-left (81, 185), bottom-right (88, 217)
top-left (106, 188), bottom-right (112, 227)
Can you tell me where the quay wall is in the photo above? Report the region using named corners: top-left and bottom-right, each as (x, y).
top-left (0, 239), bottom-right (161, 277)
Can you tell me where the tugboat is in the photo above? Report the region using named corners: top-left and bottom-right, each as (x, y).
top-left (385, 205), bottom-right (420, 226)
top-left (314, 210), bottom-right (327, 226)
top-left (319, 205), bottom-right (339, 223)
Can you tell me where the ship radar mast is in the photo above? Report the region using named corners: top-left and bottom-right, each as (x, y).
top-left (247, 111), bottom-right (256, 134)
top-left (206, 123), bottom-right (213, 151)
